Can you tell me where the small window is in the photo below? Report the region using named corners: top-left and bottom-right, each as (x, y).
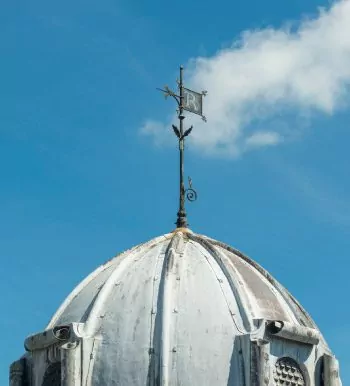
top-left (273, 357), bottom-right (305, 386)
top-left (42, 362), bottom-right (61, 386)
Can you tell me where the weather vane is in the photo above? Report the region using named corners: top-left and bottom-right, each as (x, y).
top-left (157, 65), bottom-right (207, 228)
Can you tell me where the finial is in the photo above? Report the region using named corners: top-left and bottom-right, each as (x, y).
top-left (157, 66), bottom-right (207, 228)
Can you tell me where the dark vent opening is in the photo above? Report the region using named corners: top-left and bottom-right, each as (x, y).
top-left (42, 362), bottom-right (61, 386)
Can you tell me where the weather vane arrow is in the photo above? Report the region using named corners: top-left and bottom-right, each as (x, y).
top-left (157, 65), bottom-right (207, 228)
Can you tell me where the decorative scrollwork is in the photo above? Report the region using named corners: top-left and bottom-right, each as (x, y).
top-left (186, 177), bottom-right (197, 202)
top-left (156, 86), bottom-right (180, 105)
top-left (185, 188), bottom-right (197, 202)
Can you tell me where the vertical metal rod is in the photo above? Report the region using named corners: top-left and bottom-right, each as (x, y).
top-left (176, 65), bottom-right (187, 228)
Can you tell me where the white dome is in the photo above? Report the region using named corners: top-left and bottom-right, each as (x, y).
top-left (29, 229), bottom-right (338, 386)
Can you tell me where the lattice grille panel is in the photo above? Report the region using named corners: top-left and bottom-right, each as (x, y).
top-left (273, 357), bottom-right (305, 385)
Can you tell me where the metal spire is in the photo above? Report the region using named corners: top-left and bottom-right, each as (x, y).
top-left (157, 65), bottom-right (207, 228)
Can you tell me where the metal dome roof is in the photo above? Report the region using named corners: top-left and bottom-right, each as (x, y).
top-left (41, 229), bottom-right (332, 385)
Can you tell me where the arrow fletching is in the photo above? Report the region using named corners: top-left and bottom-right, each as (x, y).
top-left (172, 125), bottom-right (180, 138)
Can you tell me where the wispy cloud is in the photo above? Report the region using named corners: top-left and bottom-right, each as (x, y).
top-left (141, 0), bottom-right (350, 157)
top-left (272, 158), bottom-right (350, 229)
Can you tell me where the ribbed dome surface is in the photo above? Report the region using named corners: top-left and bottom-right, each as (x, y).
top-left (46, 230), bottom-right (328, 385)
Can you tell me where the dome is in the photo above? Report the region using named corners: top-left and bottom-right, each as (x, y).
top-left (18, 229), bottom-right (341, 385)
top-left (49, 229), bottom-right (321, 334)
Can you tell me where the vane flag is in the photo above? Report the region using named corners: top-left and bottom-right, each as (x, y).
top-left (157, 66), bottom-right (207, 228)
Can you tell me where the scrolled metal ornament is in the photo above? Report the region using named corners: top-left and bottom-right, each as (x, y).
top-left (186, 188), bottom-right (197, 202)
top-left (186, 177), bottom-right (197, 202)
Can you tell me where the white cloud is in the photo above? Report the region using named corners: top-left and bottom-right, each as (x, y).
top-left (244, 131), bottom-right (282, 149)
top-left (141, 0), bottom-right (350, 157)
top-left (140, 120), bottom-right (171, 147)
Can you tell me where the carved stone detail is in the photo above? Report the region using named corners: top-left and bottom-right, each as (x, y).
top-left (273, 357), bottom-right (305, 385)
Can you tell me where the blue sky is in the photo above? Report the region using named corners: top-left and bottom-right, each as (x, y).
top-left (1, 0), bottom-right (349, 383)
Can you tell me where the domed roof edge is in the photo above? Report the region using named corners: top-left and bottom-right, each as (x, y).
top-left (189, 233), bottom-right (328, 344)
top-left (46, 230), bottom-right (331, 353)
top-left (47, 233), bottom-right (173, 329)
